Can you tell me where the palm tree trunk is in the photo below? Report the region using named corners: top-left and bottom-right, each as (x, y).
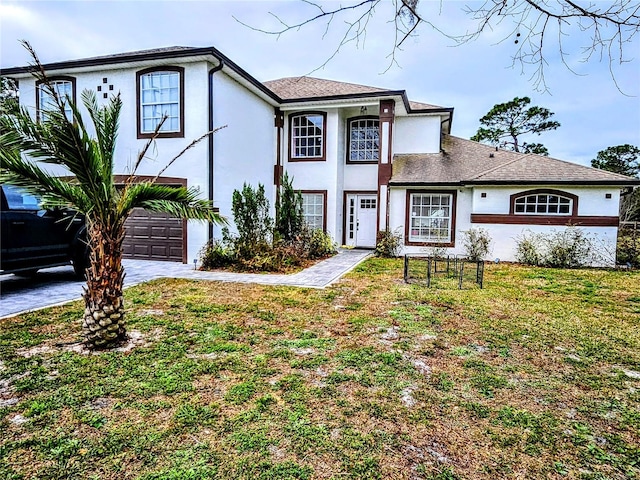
top-left (81, 221), bottom-right (127, 349)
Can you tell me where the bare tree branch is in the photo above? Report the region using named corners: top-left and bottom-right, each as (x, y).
top-left (239, 1), bottom-right (640, 92)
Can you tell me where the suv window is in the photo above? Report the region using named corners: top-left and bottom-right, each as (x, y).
top-left (3, 185), bottom-right (40, 210)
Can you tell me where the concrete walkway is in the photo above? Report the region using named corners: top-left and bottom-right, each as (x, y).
top-left (0, 249), bottom-right (371, 319)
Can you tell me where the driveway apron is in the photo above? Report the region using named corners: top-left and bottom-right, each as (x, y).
top-left (0, 249), bottom-right (371, 319)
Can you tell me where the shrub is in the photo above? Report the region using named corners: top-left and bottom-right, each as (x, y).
top-left (617, 225), bottom-right (640, 267)
top-left (198, 238), bottom-right (233, 269)
top-left (305, 227), bottom-right (337, 259)
top-left (544, 227), bottom-right (594, 268)
top-left (276, 172), bottom-right (304, 242)
top-left (229, 183), bottom-right (273, 260)
top-left (462, 228), bottom-right (492, 261)
top-left (515, 227), bottom-right (596, 268)
top-left (375, 229), bottom-right (402, 258)
top-left (515, 231), bottom-right (544, 266)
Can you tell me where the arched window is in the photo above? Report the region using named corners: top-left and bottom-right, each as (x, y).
top-left (137, 67), bottom-right (184, 138)
top-left (511, 190), bottom-right (578, 216)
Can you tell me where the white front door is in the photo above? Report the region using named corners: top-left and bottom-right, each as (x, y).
top-left (345, 194), bottom-right (378, 248)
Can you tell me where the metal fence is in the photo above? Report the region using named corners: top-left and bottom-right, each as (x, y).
top-left (403, 255), bottom-right (485, 289)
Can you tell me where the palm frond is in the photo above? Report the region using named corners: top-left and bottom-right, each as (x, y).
top-left (0, 133), bottom-right (90, 212)
top-left (82, 89), bottom-right (121, 180)
top-left (119, 182), bottom-right (226, 224)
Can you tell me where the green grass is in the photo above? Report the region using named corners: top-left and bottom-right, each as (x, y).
top-left (1, 260), bottom-right (639, 479)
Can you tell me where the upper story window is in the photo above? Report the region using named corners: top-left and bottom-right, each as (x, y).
top-left (347, 116), bottom-right (379, 163)
top-left (407, 191), bottom-right (456, 245)
top-left (289, 112), bottom-right (326, 161)
top-left (512, 190), bottom-right (576, 215)
top-left (37, 77), bottom-right (75, 122)
top-left (137, 67), bottom-right (184, 138)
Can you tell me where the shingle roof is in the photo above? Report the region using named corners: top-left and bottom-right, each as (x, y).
top-left (391, 136), bottom-right (639, 186)
top-left (264, 76), bottom-right (389, 99)
top-left (264, 76), bottom-right (446, 110)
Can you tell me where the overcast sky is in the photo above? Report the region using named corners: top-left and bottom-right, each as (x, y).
top-left (1, 0), bottom-right (639, 167)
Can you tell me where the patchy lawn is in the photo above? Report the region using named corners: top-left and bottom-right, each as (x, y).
top-left (1, 260), bottom-right (639, 479)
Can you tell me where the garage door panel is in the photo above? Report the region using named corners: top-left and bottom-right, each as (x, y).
top-left (123, 207), bottom-right (184, 262)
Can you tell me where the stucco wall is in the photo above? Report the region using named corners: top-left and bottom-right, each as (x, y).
top-left (471, 186), bottom-right (620, 216)
top-left (283, 109), bottom-right (341, 240)
top-left (389, 185), bottom-right (621, 265)
top-left (393, 116), bottom-right (441, 154)
top-left (210, 71), bottom-right (276, 244)
top-left (16, 60), bottom-right (277, 263)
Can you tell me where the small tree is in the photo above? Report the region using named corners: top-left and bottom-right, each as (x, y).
top-left (471, 97), bottom-right (560, 155)
top-left (227, 183), bottom-right (273, 259)
top-left (276, 171), bottom-right (303, 242)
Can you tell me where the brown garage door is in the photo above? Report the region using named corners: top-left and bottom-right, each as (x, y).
top-left (123, 208), bottom-right (185, 262)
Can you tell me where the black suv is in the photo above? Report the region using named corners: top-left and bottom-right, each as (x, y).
top-left (1, 184), bottom-right (88, 277)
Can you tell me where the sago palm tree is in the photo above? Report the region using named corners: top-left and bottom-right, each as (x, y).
top-left (0, 47), bottom-right (225, 350)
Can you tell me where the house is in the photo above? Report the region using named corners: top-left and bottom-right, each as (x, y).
top-left (2, 46), bottom-right (637, 265)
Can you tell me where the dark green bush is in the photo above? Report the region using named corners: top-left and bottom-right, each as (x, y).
top-left (617, 225), bottom-right (640, 267)
top-left (199, 181), bottom-right (336, 272)
top-left (276, 172), bottom-right (304, 242)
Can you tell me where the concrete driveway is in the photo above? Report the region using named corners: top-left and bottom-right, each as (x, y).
top-left (0, 249), bottom-right (371, 319)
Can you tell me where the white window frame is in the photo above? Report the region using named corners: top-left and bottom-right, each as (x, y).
top-left (348, 117), bottom-right (379, 162)
top-left (514, 193), bottom-right (573, 215)
top-left (408, 192), bottom-right (454, 244)
top-left (38, 79), bottom-right (74, 122)
top-left (138, 68), bottom-right (183, 136)
top-left (290, 113), bottom-right (326, 160)
top-left (301, 192), bottom-right (325, 231)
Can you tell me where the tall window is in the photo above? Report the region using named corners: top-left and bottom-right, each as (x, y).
top-left (408, 192), bottom-right (455, 244)
top-left (137, 67), bottom-right (184, 138)
top-left (514, 192), bottom-right (573, 215)
top-left (302, 192), bottom-right (325, 231)
top-left (37, 78), bottom-right (75, 122)
top-left (290, 112), bottom-right (326, 160)
top-left (347, 117), bottom-right (379, 162)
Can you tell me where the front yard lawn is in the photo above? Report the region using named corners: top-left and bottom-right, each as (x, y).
top-left (1, 260), bottom-right (639, 479)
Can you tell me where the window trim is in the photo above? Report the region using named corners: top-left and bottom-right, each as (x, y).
top-left (301, 190), bottom-right (327, 232)
top-left (346, 115), bottom-right (380, 165)
top-left (405, 190), bottom-right (457, 247)
top-left (509, 189), bottom-right (578, 216)
top-left (136, 66), bottom-right (185, 139)
top-left (35, 76), bottom-right (76, 122)
top-left (288, 111), bottom-right (327, 162)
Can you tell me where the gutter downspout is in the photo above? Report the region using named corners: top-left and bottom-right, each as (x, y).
top-left (274, 108), bottom-right (284, 217)
top-left (208, 61), bottom-right (224, 241)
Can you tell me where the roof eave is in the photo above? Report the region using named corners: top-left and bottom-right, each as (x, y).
top-left (464, 180), bottom-right (640, 186)
top-left (388, 181), bottom-right (464, 187)
top-left (1, 46), bottom-right (283, 104)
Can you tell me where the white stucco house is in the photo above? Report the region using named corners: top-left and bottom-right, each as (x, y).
top-left (2, 46), bottom-right (637, 264)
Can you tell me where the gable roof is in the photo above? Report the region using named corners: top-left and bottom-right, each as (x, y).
top-left (264, 76), bottom-right (389, 99)
top-left (391, 136), bottom-right (639, 186)
top-left (263, 76), bottom-right (450, 114)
